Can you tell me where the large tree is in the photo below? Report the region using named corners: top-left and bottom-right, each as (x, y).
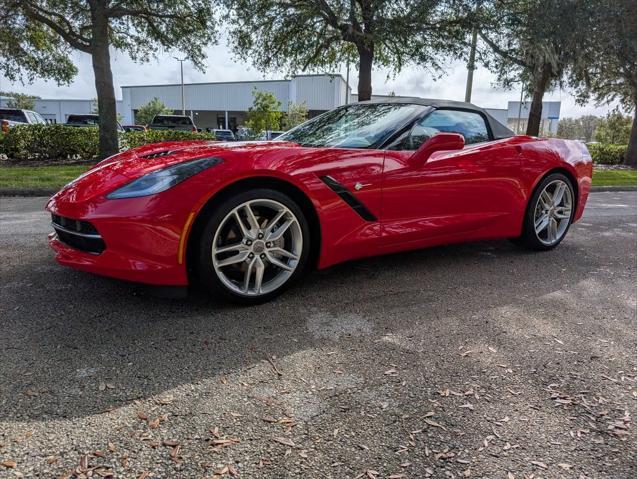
top-left (224, 0), bottom-right (466, 101)
top-left (568, 0), bottom-right (636, 166)
top-left (478, 0), bottom-right (588, 136)
top-left (5, 1), bottom-right (217, 158)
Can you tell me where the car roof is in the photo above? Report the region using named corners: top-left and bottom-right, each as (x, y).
top-left (358, 97), bottom-right (515, 140)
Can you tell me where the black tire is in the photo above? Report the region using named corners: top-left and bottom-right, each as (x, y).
top-left (515, 172), bottom-right (575, 250)
top-left (195, 188), bottom-right (311, 305)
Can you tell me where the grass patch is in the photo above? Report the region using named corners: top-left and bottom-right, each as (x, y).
top-left (0, 165), bottom-right (89, 190)
top-left (592, 168), bottom-right (637, 187)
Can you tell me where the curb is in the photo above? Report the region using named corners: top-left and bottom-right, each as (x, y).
top-left (0, 188), bottom-right (57, 197)
top-left (590, 185), bottom-right (637, 192)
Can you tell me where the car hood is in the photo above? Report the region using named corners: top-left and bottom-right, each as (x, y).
top-left (49, 140), bottom-right (300, 203)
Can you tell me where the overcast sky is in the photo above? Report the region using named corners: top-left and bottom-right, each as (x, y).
top-left (0, 37), bottom-right (619, 119)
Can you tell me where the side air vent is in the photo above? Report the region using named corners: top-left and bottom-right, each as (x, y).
top-left (319, 175), bottom-right (378, 222)
top-left (140, 150), bottom-right (174, 159)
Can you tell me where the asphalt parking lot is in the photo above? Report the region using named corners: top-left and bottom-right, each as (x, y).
top-left (0, 192), bottom-right (635, 479)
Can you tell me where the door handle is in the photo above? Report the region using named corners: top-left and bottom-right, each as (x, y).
top-left (354, 182), bottom-right (371, 191)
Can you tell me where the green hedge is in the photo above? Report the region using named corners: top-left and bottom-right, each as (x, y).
top-left (1, 124), bottom-right (100, 162)
top-left (123, 129), bottom-right (215, 148)
top-left (0, 124), bottom-right (215, 163)
top-left (587, 144), bottom-right (627, 165)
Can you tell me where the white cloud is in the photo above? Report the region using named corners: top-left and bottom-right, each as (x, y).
top-left (0, 39), bottom-right (618, 119)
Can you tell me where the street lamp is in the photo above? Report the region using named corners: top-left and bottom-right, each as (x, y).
top-left (173, 57), bottom-right (187, 115)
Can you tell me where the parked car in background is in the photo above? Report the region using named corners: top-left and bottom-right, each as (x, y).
top-left (0, 108), bottom-right (46, 133)
top-left (260, 130), bottom-right (285, 140)
top-left (149, 115), bottom-right (197, 132)
top-left (66, 114), bottom-right (124, 131)
top-left (122, 125), bottom-right (147, 132)
top-left (212, 129), bottom-right (236, 141)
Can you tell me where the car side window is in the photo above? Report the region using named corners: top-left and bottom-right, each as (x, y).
top-left (419, 109), bottom-right (490, 145)
top-left (386, 108), bottom-right (491, 151)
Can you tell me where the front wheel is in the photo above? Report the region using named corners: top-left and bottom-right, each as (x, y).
top-left (516, 173), bottom-right (575, 250)
top-left (196, 189), bottom-right (310, 304)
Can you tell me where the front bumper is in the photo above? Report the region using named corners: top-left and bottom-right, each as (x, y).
top-left (46, 194), bottom-right (193, 286)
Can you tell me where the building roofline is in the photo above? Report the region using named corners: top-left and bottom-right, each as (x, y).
top-left (121, 73), bottom-right (347, 89)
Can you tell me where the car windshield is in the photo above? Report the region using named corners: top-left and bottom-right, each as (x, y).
top-left (0, 109), bottom-right (28, 122)
top-left (277, 103), bottom-right (428, 149)
top-left (67, 115), bottom-right (99, 125)
top-left (152, 116), bottom-right (192, 126)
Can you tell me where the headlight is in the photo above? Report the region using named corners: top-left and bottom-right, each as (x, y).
top-left (107, 157), bottom-right (222, 199)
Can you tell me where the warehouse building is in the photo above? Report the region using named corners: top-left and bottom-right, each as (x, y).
top-left (2, 73), bottom-right (559, 134)
top-left (121, 74), bottom-right (349, 130)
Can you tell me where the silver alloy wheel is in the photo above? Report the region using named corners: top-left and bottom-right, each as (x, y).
top-left (533, 179), bottom-right (573, 246)
top-left (211, 199), bottom-right (303, 297)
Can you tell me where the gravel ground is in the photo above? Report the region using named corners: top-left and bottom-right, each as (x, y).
top-left (0, 193), bottom-right (635, 479)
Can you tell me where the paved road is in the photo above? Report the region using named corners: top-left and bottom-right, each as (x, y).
top-left (1, 193), bottom-right (635, 478)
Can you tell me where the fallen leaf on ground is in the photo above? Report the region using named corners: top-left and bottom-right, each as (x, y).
top-left (424, 419), bottom-right (447, 431)
top-left (273, 437), bottom-right (295, 447)
top-left (1, 460), bottom-right (17, 468)
top-left (530, 461), bottom-right (548, 469)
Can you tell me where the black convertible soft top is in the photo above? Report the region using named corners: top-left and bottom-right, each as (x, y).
top-left (360, 97), bottom-right (515, 140)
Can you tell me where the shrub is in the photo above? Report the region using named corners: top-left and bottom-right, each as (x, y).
top-left (122, 130), bottom-right (215, 149)
top-left (0, 125), bottom-right (216, 163)
top-left (2, 124), bottom-right (100, 163)
top-left (587, 144), bottom-right (627, 165)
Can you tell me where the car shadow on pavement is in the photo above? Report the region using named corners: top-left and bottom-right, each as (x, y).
top-left (0, 237), bottom-right (610, 423)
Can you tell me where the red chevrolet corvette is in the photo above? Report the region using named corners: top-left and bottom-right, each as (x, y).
top-left (47, 99), bottom-right (592, 304)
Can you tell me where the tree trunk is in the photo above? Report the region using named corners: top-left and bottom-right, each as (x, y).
top-left (357, 45), bottom-right (374, 102)
top-left (90, 3), bottom-right (118, 158)
top-left (526, 63), bottom-right (552, 137)
top-left (626, 103), bottom-right (637, 168)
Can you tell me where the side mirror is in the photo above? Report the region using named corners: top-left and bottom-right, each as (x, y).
top-left (411, 132), bottom-right (465, 163)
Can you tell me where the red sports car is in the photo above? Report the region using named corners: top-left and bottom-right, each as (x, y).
top-left (47, 99), bottom-right (592, 304)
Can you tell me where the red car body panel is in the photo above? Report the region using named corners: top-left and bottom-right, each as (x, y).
top-left (46, 135), bottom-right (592, 286)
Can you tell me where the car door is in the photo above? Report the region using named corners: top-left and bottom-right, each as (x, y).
top-left (380, 108), bottom-right (524, 249)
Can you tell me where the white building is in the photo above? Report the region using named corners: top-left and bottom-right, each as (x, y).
top-left (3, 74), bottom-right (560, 134)
top-left (121, 74), bottom-right (349, 129)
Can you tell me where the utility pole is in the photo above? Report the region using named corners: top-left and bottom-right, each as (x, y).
top-left (517, 86), bottom-right (524, 134)
top-left (174, 57), bottom-right (186, 115)
top-left (464, 27), bottom-right (478, 102)
top-left (345, 55), bottom-right (350, 105)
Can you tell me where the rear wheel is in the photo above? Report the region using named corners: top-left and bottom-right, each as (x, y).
top-left (196, 189), bottom-right (310, 304)
top-left (516, 173), bottom-right (575, 250)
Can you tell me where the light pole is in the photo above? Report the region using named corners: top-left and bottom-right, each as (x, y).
top-left (174, 57), bottom-right (186, 115)
top-left (464, 27), bottom-right (478, 102)
top-left (345, 55), bottom-right (350, 105)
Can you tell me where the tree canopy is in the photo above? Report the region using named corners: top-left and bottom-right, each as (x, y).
top-left (594, 110), bottom-right (632, 145)
top-left (245, 89), bottom-right (282, 135)
top-left (0, 91), bottom-right (40, 110)
top-left (282, 102), bottom-right (309, 131)
top-left (6, 0), bottom-right (217, 158)
top-left (135, 98), bottom-right (173, 126)
top-left (557, 115), bottom-right (600, 143)
top-left (224, 0), bottom-right (467, 101)
top-left (567, 0), bottom-right (636, 165)
top-left (478, 0), bottom-right (589, 136)
top-left (0, 4), bottom-right (77, 86)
